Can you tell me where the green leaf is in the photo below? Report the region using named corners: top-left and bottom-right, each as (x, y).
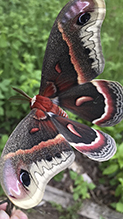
top-left (115, 185), bottom-right (123, 197)
top-left (73, 193), bottom-right (79, 201)
top-left (0, 79), bottom-right (11, 92)
top-left (103, 164), bottom-right (119, 175)
top-left (69, 170), bottom-right (77, 180)
top-left (118, 178), bottom-right (123, 186)
top-left (116, 202), bottom-right (123, 213)
top-left (88, 183), bottom-right (96, 190)
top-left (0, 34), bottom-right (7, 48)
top-left (0, 134), bottom-right (8, 152)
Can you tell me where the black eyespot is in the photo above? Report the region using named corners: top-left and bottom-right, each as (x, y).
top-left (55, 153), bottom-right (61, 158)
top-left (77, 12), bottom-right (91, 25)
top-left (20, 169), bottom-right (30, 187)
top-left (85, 48), bottom-right (91, 55)
top-left (46, 155), bottom-right (52, 162)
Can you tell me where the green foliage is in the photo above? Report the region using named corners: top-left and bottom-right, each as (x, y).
top-left (102, 164), bottom-right (119, 175)
top-left (51, 201), bottom-right (82, 219)
top-left (59, 202), bottom-right (82, 219)
top-left (69, 170), bottom-right (96, 201)
top-left (0, 134), bottom-right (8, 153)
top-left (51, 202), bottom-right (106, 219)
top-left (100, 0), bottom-right (123, 84)
top-left (0, 0), bottom-right (68, 135)
top-left (101, 143), bottom-right (123, 213)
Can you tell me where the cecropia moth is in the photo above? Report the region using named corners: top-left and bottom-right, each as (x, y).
top-left (0, 0), bottom-right (123, 210)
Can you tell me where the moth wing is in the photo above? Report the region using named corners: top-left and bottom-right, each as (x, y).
top-left (40, 0), bottom-right (106, 97)
top-left (59, 80), bottom-right (123, 126)
top-left (0, 109), bottom-right (75, 209)
top-left (51, 115), bottom-right (116, 161)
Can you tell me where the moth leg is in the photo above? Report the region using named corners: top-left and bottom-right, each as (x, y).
top-left (0, 198), bottom-right (14, 217)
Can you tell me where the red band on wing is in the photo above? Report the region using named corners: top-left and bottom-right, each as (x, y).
top-left (92, 81), bottom-right (114, 125)
top-left (58, 22), bottom-right (86, 84)
top-left (74, 130), bottom-right (103, 151)
top-left (4, 134), bottom-right (66, 160)
top-left (69, 130), bottom-right (116, 161)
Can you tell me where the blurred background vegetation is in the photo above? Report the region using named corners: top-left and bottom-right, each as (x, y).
top-left (0, 0), bottom-right (123, 213)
